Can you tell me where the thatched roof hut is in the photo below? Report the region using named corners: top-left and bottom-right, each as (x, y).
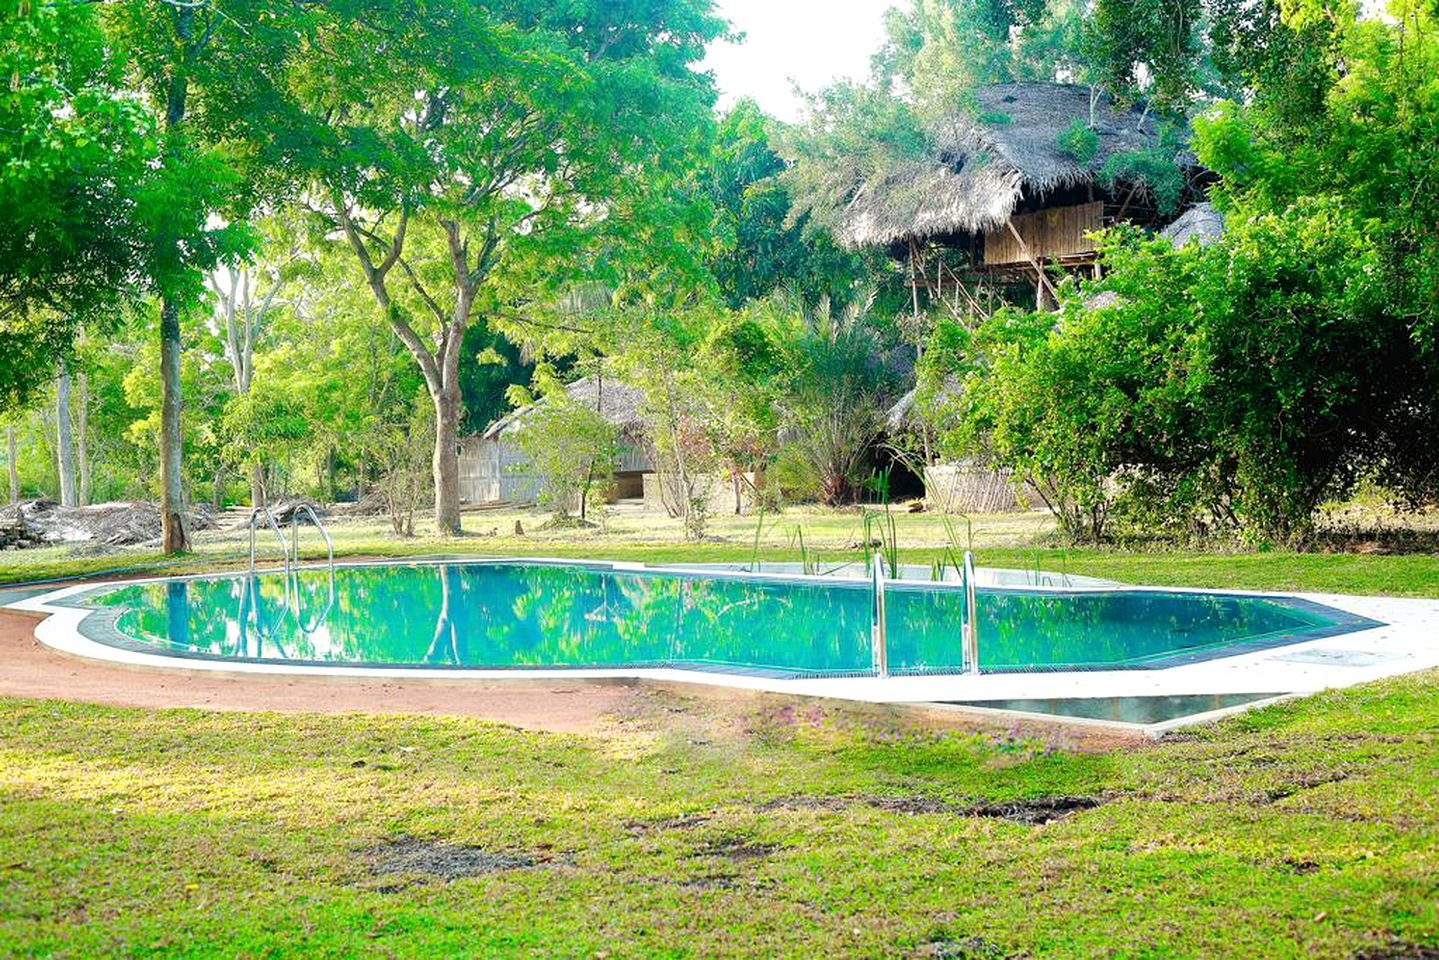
top-left (481, 376), bottom-right (647, 441)
top-left (459, 376), bottom-right (652, 505)
top-left (840, 82), bottom-right (1192, 254)
top-left (1159, 202), bottom-right (1224, 248)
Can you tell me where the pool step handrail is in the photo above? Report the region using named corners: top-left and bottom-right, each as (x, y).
top-left (287, 504), bottom-right (336, 634)
top-left (962, 550), bottom-right (979, 675)
top-left (245, 506), bottom-right (293, 646)
top-left (872, 561), bottom-right (889, 678)
top-left (248, 506), bottom-right (292, 583)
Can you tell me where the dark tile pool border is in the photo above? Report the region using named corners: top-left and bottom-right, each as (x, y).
top-left (49, 571), bottom-right (1386, 679)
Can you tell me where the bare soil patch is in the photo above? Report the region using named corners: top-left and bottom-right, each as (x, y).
top-left (362, 837), bottom-right (539, 882)
top-left (757, 793), bottom-right (1103, 824)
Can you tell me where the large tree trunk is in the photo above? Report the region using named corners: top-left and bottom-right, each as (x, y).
top-left (76, 367), bottom-right (90, 506)
top-left (159, 295), bottom-right (188, 552)
top-left (432, 385), bottom-right (462, 535)
top-left (330, 203), bottom-right (483, 538)
top-left (6, 425), bottom-right (18, 504)
top-left (55, 364), bottom-right (76, 507)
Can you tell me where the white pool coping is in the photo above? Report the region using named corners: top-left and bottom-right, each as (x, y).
top-left (9, 556), bottom-right (1439, 731)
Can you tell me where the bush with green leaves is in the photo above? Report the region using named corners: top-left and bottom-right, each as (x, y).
top-left (1056, 118), bottom-right (1099, 162)
top-left (510, 388), bottom-right (620, 525)
top-left (929, 201), bottom-right (1413, 545)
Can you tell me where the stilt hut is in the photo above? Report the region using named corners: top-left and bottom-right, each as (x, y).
top-left (837, 82), bottom-right (1205, 313)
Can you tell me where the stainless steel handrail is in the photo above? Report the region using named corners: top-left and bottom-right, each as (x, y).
top-left (288, 504), bottom-right (335, 634)
top-left (962, 550), bottom-right (979, 674)
top-left (872, 561), bottom-right (889, 678)
top-left (245, 507), bottom-right (292, 647)
top-left (248, 507), bottom-right (292, 587)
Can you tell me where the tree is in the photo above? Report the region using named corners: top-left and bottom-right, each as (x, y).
top-left (701, 100), bottom-right (870, 308)
top-left (54, 364), bottom-right (77, 507)
top-left (5, 424), bottom-right (16, 504)
top-left (106, 0), bottom-right (317, 550)
top-left (762, 288), bottom-right (899, 506)
top-left (0, 1), bottom-right (149, 412)
top-left (207, 218), bottom-right (312, 509)
top-left (613, 317), bottom-right (728, 538)
top-left (295, 0), bottom-right (724, 535)
top-left (934, 205), bottom-right (1409, 544)
top-left (509, 370), bottom-right (620, 525)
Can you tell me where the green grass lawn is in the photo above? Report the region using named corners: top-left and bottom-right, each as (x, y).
top-left (1, 673), bottom-right (1436, 957)
top-left (2, 506), bottom-right (1437, 955)
top-left (2, 505), bottom-right (1437, 598)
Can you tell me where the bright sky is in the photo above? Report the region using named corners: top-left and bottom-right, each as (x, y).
top-left (700, 0), bottom-right (897, 123)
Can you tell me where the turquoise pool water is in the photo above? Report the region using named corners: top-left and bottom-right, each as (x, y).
top-left (88, 561), bottom-right (1375, 676)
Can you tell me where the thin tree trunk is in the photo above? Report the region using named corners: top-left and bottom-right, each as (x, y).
top-left (159, 3), bottom-right (193, 554)
top-left (6, 426), bottom-right (18, 503)
top-left (212, 464), bottom-right (225, 512)
top-left (250, 462), bottom-right (267, 510)
top-left (55, 364), bottom-right (76, 507)
top-left (77, 366), bottom-right (90, 506)
top-left (159, 295), bottom-right (188, 551)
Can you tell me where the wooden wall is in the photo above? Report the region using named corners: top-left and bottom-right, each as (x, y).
top-left (983, 201), bottom-right (1104, 267)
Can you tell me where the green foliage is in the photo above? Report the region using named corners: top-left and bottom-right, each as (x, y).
top-left (757, 288), bottom-right (901, 506)
top-left (219, 389), bottom-right (308, 471)
top-left (612, 315), bottom-right (728, 538)
top-left (934, 203), bottom-right (1412, 544)
top-left (0, 1), bottom-right (151, 410)
top-left (362, 389), bottom-right (435, 537)
top-left (1099, 127), bottom-right (1188, 216)
top-left (875, 0), bottom-right (1089, 115)
top-left (701, 100), bottom-right (871, 308)
top-left (1056, 118), bottom-right (1099, 162)
top-left (1086, 0), bottom-right (1207, 108)
top-left (510, 375), bottom-right (621, 523)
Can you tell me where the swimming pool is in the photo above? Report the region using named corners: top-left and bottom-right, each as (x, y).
top-left (76, 560), bottom-right (1379, 677)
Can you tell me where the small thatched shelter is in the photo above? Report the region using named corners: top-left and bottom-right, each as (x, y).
top-left (840, 82), bottom-right (1203, 310)
top-left (1159, 201), bottom-right (1224, 248)
top-left (458, 376), bottom-right (653, 505)
top-left (883, 384), bottom-right (1035, 514)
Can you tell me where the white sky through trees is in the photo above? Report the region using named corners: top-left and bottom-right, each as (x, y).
top-left (701, 0), bottom-right (895, 122)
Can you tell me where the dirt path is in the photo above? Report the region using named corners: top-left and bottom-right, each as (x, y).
top-left (0, 606), bottom-right (1144, 749)
top-left (0, 608), bottom-right (646, 734)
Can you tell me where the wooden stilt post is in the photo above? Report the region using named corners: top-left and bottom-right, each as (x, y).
top-left (1005, 220), bottom-right (1060, 309)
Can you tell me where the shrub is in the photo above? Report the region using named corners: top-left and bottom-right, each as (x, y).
top-left (1056, 119), bottom-right (1098, 163)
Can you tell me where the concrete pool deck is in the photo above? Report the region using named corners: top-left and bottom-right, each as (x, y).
top-left (7, 558), bottom-right (1438, 734)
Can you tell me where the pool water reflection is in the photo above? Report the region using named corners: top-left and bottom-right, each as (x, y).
top-left (92, 561), bottom-right (1374, 676)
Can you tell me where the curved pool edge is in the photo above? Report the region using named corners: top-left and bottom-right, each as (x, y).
top-left (11, 557), bottom-right (1438, 725)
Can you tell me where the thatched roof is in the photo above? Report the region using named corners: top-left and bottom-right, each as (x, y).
top-left (1159, 202), bottom-right (1224, 247)
top-left (885, 379), bottom-right (963, 432)
top-left (841, 83), bottom-right (1183, 248)
top-left (481, 376), bottom-right (647, 441)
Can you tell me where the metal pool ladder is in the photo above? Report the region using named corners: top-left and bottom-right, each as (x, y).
top-left (246, 505), bottom-right (336, 637)
top-left (871, 551), bottom-right (980, 678)
top-left (246, 507), bottom-right (292, 645)
top-left (962, 550), bottom-right (980, 674)
top-left (287, 504), bottom-right (335, 634)
top-left (872, 562), bottom-right (889, 678)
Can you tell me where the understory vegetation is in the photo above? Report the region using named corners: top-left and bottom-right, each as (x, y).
top-left (1, 673), bottom-right (1436, 957)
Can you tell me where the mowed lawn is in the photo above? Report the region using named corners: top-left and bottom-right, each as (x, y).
top-left (3, 505), bottom-right (1439, 599)
top-left (1, 671), bottom-right (1436, 958)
